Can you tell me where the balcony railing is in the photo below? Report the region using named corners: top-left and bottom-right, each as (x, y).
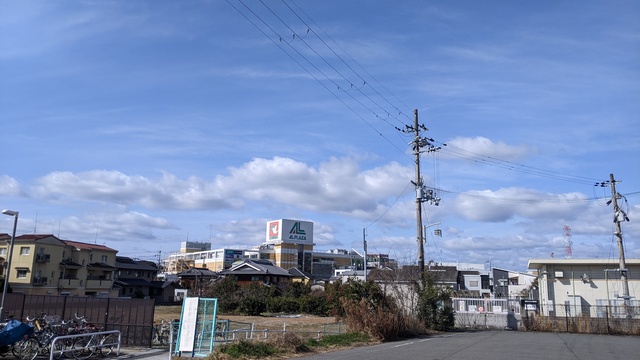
top-left (32, 277), bottom-right (48, 286)
top-left (58, 278), bottom-right (81, 289)
top-left (36, 254), bottom-right (51, 263)
top-left (85, 279), bottom-right (113, 290)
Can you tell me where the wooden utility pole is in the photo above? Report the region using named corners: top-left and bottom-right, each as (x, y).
top-left (609, 173), bottom-right (630, 301)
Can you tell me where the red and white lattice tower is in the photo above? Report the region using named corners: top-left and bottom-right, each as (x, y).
top-left (563, 225), bottom-right (573, 259)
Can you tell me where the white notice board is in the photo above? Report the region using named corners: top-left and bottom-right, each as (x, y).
top-left (178, 297), bottom-right (199, 352)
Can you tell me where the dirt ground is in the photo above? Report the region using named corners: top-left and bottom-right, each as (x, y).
top-left (154, 305), bottom-right (341, 333)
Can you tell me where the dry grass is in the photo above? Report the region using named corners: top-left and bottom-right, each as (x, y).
top-left (154, 305), bottom-right (339, 333)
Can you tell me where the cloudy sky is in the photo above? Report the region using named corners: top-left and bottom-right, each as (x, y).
top-left (1, 1), bottom-right (638, 271)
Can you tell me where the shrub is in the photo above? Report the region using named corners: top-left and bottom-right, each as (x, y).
top-left (216, 340), bottom-right (277, 358)
top-left (340, 279), bottom-right (424, 341)
top-left (202, 276), bottom-right (241, 313)
top-left (299, 291), bottom-right (330, 316)
top-left (416, 272), bottom-right (455, 331)
top-left (342, 298), bottom-right (423, 341)
top-left (282, 282), bottom-right (311, 298)
top-left (267, 296), bottom-right (301, 314)
top-left (237, 282), bottom-right (276, 316)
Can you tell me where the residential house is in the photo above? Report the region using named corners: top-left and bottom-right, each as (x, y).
top-left (288, 267), bottom-right (313, 284)
top-left (177, 267), bottom-right (219, 296)
top-left (150, 280), bottom-right (180, 304)
top-left (0, 234), bottom-right (118, 297)
top-left (489, 267), bottom-right (535, 298)
top-left (220, 259), bottom-right (292, 286)
top-left (114, 256), bottom-right (159, 298)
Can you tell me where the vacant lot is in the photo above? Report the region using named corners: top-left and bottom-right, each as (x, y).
top-left (154, 305), bottom-right (341, 333)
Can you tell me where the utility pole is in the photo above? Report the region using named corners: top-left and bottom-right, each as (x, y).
top-left (404, 109), bottom-right (442, 275)
top-left (413, 110), bottom-right (425, 274)
top-left (607, 174), bottom-right (630, 301)
top-left (363, 228), bottom-right (367, 282)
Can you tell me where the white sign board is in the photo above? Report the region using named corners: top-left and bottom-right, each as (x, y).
top-left (266, 219), bottom-right (313, 244)
top-left (178, 297), bottom-right (199, 352)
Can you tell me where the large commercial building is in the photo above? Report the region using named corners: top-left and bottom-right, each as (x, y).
top-left (163, 219), bottom-right (389, 280)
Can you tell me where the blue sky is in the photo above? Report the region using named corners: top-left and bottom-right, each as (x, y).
top-left (1, 1), bottom-right (638, 271)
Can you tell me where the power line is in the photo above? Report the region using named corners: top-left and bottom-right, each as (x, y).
top-left (228, 0), bottom-right (412, 158)
top-left (435, 142), bottom-right (601, 186)
top-left (229, 0), bottom-right (632, 204)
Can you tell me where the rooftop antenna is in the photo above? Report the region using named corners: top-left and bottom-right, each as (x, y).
top-left (34, 211), bottom-right (38, 234)
top-left (563, 225), bottom-right (573, 259)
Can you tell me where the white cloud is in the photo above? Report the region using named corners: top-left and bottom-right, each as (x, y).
top-left (445, 136), bottom-right (530, 161)
top-left (0, 175), bottom-right (23, 196)
top-left (453, 188), bottom-right (590, 222)
top-left (27, 157), bottom-right (412, 216)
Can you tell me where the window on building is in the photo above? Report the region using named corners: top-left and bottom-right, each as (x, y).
top-left (469, 280), bottom-right (479, 287)
top-left (90, 254), bottom-right (93, 261)
top-left (0, 248), bottom-right (6, 256)
top-left (20, 247), bottom-right (30, 256)
top-left (17, 270), bottom-right (28, 279)
top-left (101, 255), bottom-right (107, 262)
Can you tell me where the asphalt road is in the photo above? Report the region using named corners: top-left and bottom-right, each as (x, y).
top-left (300, 331), bottom-right (640, 360)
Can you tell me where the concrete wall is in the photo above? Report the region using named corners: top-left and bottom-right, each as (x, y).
top-left (455, 311), bottom-right (521, 330)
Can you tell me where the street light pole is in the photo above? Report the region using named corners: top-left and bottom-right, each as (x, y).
top-left (1, 209), bottom-right (19, 320)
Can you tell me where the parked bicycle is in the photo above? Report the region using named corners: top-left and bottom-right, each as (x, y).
top-left (152, 320), bottom-right (170, 346)
top-left (67, 314), bottom-right (116, 360)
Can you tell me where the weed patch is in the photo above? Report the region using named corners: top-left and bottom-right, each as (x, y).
top-left (306, 332), bottom-right (370, 347)
top-left (216, 340), bottom-right (278, 358)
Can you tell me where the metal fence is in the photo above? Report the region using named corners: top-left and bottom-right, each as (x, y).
top-left (452, 297), bottom-right (522, 314)
top-left (2, 293), bottom-right (154, 346)
top-left (523, 304), bottom-right (640, 335)
top-left (168, 318), bottom-right (346, 354)
top-left (539, 299), bottom-right (640, 319)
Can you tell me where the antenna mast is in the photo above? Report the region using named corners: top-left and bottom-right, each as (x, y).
top-left (563, 225), bottom-right (573, 259)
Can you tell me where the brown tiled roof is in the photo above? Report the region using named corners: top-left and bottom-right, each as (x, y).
top-left (62, 240), bottom-right (117, 252)
top-left (15, 234), bottom-right (61, 241)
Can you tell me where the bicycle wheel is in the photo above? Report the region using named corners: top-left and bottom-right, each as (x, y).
top-left (98, 334), bottom-right (116, 356)
top-left (52, 338), bottom-right (69, 359)
top-left (17, 337), bottom-right (39, 360)
top-left (71, 337), bottom-right (92, 360)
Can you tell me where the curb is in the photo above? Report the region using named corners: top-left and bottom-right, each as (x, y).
top-left (116, 348), bottom-right (169, 360)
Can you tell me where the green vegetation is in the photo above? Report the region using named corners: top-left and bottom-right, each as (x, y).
top-left (209, 332), bottom-right (372, 359)
top-left (202, 270), bottom-right (454, 345)
top-left (213, 340), bottom-right (277, 359)
top-left (416, 272), bottom-right (455, 331)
